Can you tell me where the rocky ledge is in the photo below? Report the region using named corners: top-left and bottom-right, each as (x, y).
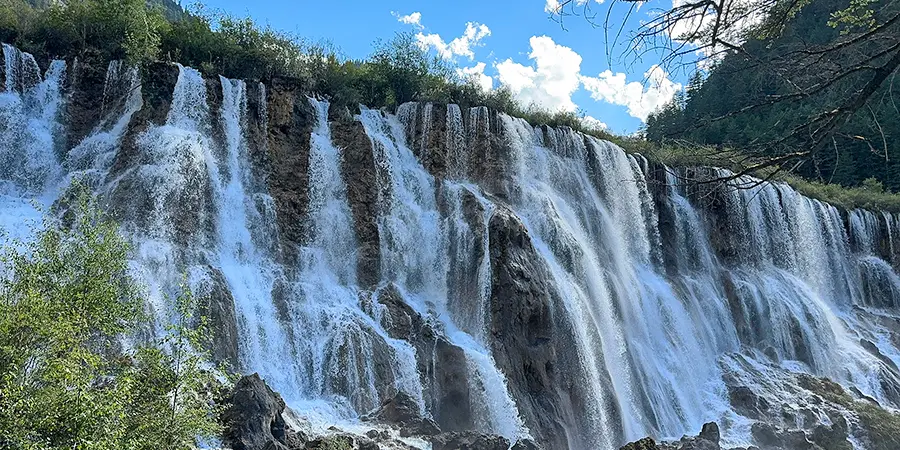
top-left (221, 374), bottom-right (540, 450)
top-left (620, 422), bottom-right (750, 450)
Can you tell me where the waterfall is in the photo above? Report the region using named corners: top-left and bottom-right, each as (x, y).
top-left (360, 107), bottom-right (527, 440)
top-left (1, 44), bottom-right (899, 449)
top-left (67, 61), bottom-right (143, 187)
top-left (0, 46), bottom-right (65, 244)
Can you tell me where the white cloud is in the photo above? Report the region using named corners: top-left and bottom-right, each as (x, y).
top-left (581, 115), bottom-right (608, 130)
top-left (495, 36), bottom-right (582, 112)
top-left (457, 63), bottom-right (493, 91)
top-left (544, 0), bottom-right (604, 14)
top-left (415, 22), bottom-right (491, 60)
top-left (392, 11), bottom-right (424, 29)
top-left (580, 64), bottom-right (681, 121)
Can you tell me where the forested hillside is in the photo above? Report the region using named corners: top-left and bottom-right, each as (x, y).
top-left (646, 0), bottom-right (900, 191)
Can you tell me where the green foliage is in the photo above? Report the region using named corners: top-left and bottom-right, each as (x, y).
top-left (776, 174), bottom-right (900, 212)
top-left (828, 0), bottom-right (878, 32)
top-left (0, 0), bottom-right (616, 139)
top-left (633, 140), bottom-right (900, 212)
top-left (3, 0), bottom-right (167, 63)
top-left (0, 186), bottom-right (221, 449)
top-left (644, 0), bottom-right (900, 193)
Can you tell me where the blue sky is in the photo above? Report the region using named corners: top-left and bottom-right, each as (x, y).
top-left (198, 0), bottom-right (688, 134)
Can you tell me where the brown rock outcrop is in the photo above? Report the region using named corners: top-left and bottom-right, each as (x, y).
top-left (264, 78), bottom-right (315, 263)
top-left (332, 116), bottom-right (381, 288)
top-left (487, 206), bottom-right (618, 449)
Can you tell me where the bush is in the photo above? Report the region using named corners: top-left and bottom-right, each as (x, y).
top-left (0, 187), bottom-right (221, 449)
top-left (6, 0), bottom-right (166, 64)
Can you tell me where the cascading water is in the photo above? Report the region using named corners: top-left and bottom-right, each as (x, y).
top-left (2, 42), bottom-right (900, 449)
top-left (0, 45), bottom-right (65, 243)
top-left (361, 106), bottom-right (527, 440)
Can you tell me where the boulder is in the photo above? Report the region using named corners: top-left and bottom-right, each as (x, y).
top-left (511, 439), bottom-right (542, 450)
top-left (619, 422), bottom-right (722, 450)
top-left (365, 391), bottom-right (441, 437)
top-left (728, 385), bottom-right (770, 420)
top-left (303, 434), bottom-right (354, 450)
top-left (222, 373), bottom-right (302, 450)
top-left (620, 437), bottom-right (660, 450)
top-left (430, 431), bottom-right (510, 450)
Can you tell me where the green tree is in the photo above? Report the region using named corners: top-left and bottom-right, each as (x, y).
top-left (0, 187), bottom-right (221, 450)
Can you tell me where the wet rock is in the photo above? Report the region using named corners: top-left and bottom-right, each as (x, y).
top-left (620, 437), bottom-right (659, 450)
top-left (751, 423), bottom-right (815, 450)
top-left (323, 323), bottom-right (397, 413)
top-left (488, 206), bottom-right (616, 448)
top-left (809, 420), bottom-right (852, 450)
top-left (365, 391), bottom-right (441, 437)
top-left (860, 339), bottom-right (900, 372)
top-left (511, 438), bottom-right (542, 450)
top-left (332, 116), bottom-right (380, 287)
top-left (105, 61), bottom-right (179, 229)
top-left (728, 385), bottom-right (770, 420)
top-left (466, 107), bottom-right (515, 199)
top-left (196, 265), bottom-right (240, 369)
top-left (430, 431), bottom-right (510, 450)
top-left (65, 50), bottom-right (109, 147)
top-left (699, 422), bottom-right (720, 443)
top-left (619, 423), bottom-right (721, 450)
top-left (222, 373), bottom-right (297, 450)
top-left (264, 78), bottom-right (315, 263)
top-left (304, 434), bottom-right (355, 449)
top-left (849, 386), bottom-right (880, 405)
top-left (375, 284), bottom-right (422, 340)
top-left (374, 284), bottom-right (474, 432)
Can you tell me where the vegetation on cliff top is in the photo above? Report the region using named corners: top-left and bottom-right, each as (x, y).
top-left (0, 0), bottom-right (612, 140)
top-left (0, 186), bottom-right (221, 449)
top-left (1, 0), bottom-right (899, 211)
top-left (637, 142), bottom-right (900, 212)
top-left (642, 0), bottom-right (900, 194)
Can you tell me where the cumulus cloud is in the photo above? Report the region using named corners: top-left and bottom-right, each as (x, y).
top-left (457, 63), bottom-right (493, 91)
top-left (581, 115), bottom-right (608, 131)
top-left (580, 65), bottom-right (681, 121)
top-left (495, 36), bottom-right (582, 112)
top-left (392, 11), bottom-right (424, 29)
top-left (544, 0), bottom-right (604, 14)
top-left (415, 22), bottom-right (491, 60)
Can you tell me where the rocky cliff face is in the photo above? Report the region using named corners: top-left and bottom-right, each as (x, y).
top-left (4, 46), bottom-right (900, 450)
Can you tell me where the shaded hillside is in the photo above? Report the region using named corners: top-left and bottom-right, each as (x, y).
top-left (646, 0), bottom-right (900, 191)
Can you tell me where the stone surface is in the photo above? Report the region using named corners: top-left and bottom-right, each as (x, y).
top-left (332, 116), bottom-right (381, 288)
top-left (222, 373), bottom-right (297, 450)
top-left (374, 284), bottom-right (474, 432)
top-left (365, 391), bottom-right (441, 437)
top-left (487, 206), bottom-right (618, 448)
top-left (430, 431), bottom-right (510, 450)
top-left (264, 77), bottom-right (315, 263)
top-left (65, 50), bottom-right (109, 148)
top-left (511, 438), bottom-right (542, 450)
top-left (196, 265), bottom-right (240, 369)
top-left (619, 422), bottom-right (722, 450)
